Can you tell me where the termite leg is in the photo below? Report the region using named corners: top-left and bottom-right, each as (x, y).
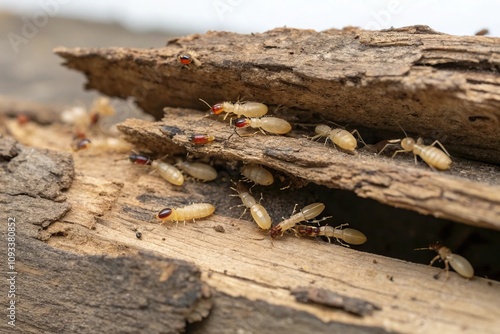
top-left (309, 216), bottom-right (333, 226)
top-left (350, 129), bottom-right (367, 147)
top-left (335, 223), bottom-right (350, 229)
top-left (335, 237), bottom-right (351, 248)
top-left (429, 254), bottom-right (441, 266)
top-left (391, 149), bottom-right (407, 159)
top-left (377, 140), bottom-right (401, 155)
top-left (429, 140), bottom-right (451, 157)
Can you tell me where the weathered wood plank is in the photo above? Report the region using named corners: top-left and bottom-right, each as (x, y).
top-left (55, 26), bottom-right (500, 164)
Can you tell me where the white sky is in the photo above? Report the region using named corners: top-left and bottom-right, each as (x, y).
top-left (0, 0), bottom-right (497, 36)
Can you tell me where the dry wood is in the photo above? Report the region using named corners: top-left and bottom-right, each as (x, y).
top-left (2, 117), bottom-right (500, 334)
top-left (55, 25), bottom-right (500, 164)
top-left (117, 109), bottom-right (500, 231)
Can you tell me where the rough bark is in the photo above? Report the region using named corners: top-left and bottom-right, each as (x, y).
top-left (2, 113), bottom-right (500, 334)
top-left (55, 26), bottom-right (500, 164)
top-left (117, 110), bottom-right (500, 231)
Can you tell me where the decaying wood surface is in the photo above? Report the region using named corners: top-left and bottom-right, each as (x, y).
top-left (3, 113), bottom-right (500, 334)
top-left (117, 109), bottom-right (500, 231)
top-left (55, 25), bottom-right (500, 164)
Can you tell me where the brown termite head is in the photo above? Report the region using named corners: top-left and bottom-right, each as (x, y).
top-left (269, 225), bottom-right (283, 239)
top-left (128, 152), bottom-right (152, 165)
top-left (178, 52), bottom-right (202, 67)
top-left (157, 208), bottom-right (173, 220)
top-left (189, 134), bottom-right (215, 145)
top-left (233, 117), bottom-right (251, 128)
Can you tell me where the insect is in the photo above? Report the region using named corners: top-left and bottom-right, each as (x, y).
top-left (415, 242), bottom-right (474, 279)
top-left (200, 99), bottom-right (268, 120)
top-left (151, 160), bottom-right (184, 186)
top-left (176, 160), bottom-right (218, 182)
top-left (128, 152), bottom-right (153, 166)
top-left (178, 52), bottom-right (202, 67)
top-left (189, 134), bottom-right (215, 145)
top-left (230, 181), bottom-right (272, 230)
top-left (311, 125), bottom-right (363, 152)
top-left (295, 223), bottom-right (367, 246)
top-left (156, 203), bottom-right (215, 225)
top-left (160, 125), bottom-right (183, 139)
top-left (240, 164), bottom-right (274, 186)
top-left (233, 116), bottom-right (292, 135)
top-left (269, 203), bottom-right (329, 238)
top-left (378, 132), bottom-right (452, 170)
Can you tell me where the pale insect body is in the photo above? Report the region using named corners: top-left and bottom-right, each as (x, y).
top-left (234, 116), bottom-right (292, 135)
top-left (416, 242), bottom-right (474, 279)
top-left (379, 136), bottom-right (452, 171)
top-left (231, 182), bottom-right (272, 230)
top-left (151, 160), bottom-right (184, 186)
top-left (295, 224), bottom-right (367, 245)
top-left (269, 202), bottom-right (327, 238)
top-left (200, 99), bottom-right (268, 120)
top-left (312, 125), bottom-right (361, 152)
top-left (240, 164), bottom-right (274, 186)
top-left (157, 203), bottom-right (215, 225)
top-left (176, 160), bottom-right (218, 182)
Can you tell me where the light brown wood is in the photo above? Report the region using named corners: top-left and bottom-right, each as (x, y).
top-left (117, 109), bottom-right (500, 231)
top-left (3, 117), bottom-right (500, 334)
top-left (54, 26), bottom-right (500, 164)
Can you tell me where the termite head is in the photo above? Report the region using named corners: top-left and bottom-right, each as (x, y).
top-left (428, 241), bottom-right (444, 251)
top-left (269, 226), bottom-right (282, 239)
top-left (189, 134), bottom-right (215, 145)
top-left (178, 54), bottom-right (193, 65)
top-left (157, 208), bottom-right (173, 220)
top-left (400, 137), bottom-right (415, 151)
top-left (233, 117), bottom-right (251, 128)
top-left (72, 138), bottom-right (92, 151)
top-left (295, 225), bottom-right (315, 237)
top-left (210, 103), bottom-right (225, 115)
top-left (128, 152), bottom-right (152, 165)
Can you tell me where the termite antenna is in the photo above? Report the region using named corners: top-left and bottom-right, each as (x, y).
top-left (414, 247), bottom-right (431, 251)
top-left (199, 98), bottom-right (212, 110)
top-left (397, 123), bottom-right (409, 137)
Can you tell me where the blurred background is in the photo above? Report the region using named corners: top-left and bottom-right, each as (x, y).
top-left (0, 0), bottom-right (498, 106)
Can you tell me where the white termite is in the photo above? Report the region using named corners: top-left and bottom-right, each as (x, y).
top-left (311, 124), bottom-right (363, 152)
top-left (233, 116), bottom-right (292, 135)
top-left (378, 131), bottom-right (452, 170)
top-left (240, 164), bottom-right (274, 186)
top-left (230, 182), bottom-right (272, 230)
top-left (200, 99), bottom-right (268, 120)
top-left (415, 242), bottom-right (474, 279)
top-left (151, 160), bottom-right (184, 186)
top-left (176, 159), bottom-right (217, 182)
top-left (156, 203), bottom-right (215, 225)
top-left (269, 203), bottom-right (329, 238)
top-left (295, 223), bottom-right (367, 246)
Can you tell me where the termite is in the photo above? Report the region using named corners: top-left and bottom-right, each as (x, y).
top-left (199, 99), bottom-right (268, 120)
top-left (311, 125), bottom-right (364, 152)
top-left (295, 223), bottom-right (367, 246)
top-left (156, 203), bottom-right (215, 225)
top-left (151, 160), bottom-right (184, 186)
top-left (189, 134), bottom-right (215, 145)
top-left (232, 116), bottom-right (292, 135)
top-left (178, 52), bottom-right (202, 67)
top-left (415, 242), bottom-right (474, 280)
top-left (378, 131), bottom-right (452, 170)
top-left (230, 182), bottom-right (272, 230)
top-left (240, 164), bottom-right (274, 186)
top-left (176, 159), bottom-right (218, 182)
top-left (269, 203), bottom-right (329, 239)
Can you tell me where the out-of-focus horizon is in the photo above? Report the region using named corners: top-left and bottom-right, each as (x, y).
top-left (0, 0), bottom-right (497, 36)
